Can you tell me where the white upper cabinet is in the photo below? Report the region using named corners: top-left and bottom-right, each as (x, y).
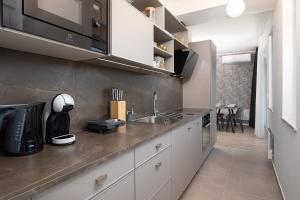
top-left (110, 0), bottom-right (154, 66)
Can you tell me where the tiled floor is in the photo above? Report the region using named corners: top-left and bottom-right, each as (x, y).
top-left (180, 127), bottom-right (283, 200)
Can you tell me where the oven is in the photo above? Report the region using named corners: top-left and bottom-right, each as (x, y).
top-left (1, 0), bottom-right (108, 54)
top-left (202, 113), bottom-right (211, 151)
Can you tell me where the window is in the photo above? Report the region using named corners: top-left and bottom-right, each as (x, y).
top-left (282, 0), bottom-right (297, 129)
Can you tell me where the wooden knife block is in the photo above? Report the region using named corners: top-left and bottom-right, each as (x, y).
top-left (110, 101), bottom-right (126, 121)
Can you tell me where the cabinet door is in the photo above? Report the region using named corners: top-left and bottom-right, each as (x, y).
top-left (111, 0), bottom-right (154, 66)
top-left (92, 172), bottom-right (134, 200)
top-left (171, 125), bottom-right (189, 200)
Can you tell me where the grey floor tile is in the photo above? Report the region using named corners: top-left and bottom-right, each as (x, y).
top-left (180, 128), bottom-right (282, 200)
top-left (181, 183), bottom-right (224, 200)
top-left (222, 189), bottom-right (273, 200)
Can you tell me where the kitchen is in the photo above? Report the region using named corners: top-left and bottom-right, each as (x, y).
top-left (0, 0), bottom-right (216, 200)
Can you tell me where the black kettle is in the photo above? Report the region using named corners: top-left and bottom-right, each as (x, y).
top-left (0, 102), bottom-right (45, 156)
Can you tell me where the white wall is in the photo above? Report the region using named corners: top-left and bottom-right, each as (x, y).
top-left (267, 0), bottom-right (300, 199)
top-left (255, 11), bottom-right (273, 138)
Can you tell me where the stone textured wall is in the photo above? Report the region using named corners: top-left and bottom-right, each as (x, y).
top-left (0, 48), bottom-right (183, 130)
top-left (216, 56), bottom-right (254, 110)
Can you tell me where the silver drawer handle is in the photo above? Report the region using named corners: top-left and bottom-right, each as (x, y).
top-left (155, 143), bottom-right (162, 150)
top-left (155, 162), bottom-right (162, 169)
top-left (95, 174), bottom-right (108, 184)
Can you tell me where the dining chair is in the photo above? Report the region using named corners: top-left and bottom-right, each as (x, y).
top-left (225, 106), bottom-right (244, 133)
top-left (217, 107), bottom-right (225, 131)
top-left (226, 106), bottom-right (236, 133)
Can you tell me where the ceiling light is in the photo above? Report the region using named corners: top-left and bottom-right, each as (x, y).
top-left (226, 0), bottom-right (246, 18)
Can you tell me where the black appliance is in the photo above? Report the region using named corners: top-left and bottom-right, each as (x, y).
top-left (45, 94), bottom-right (75, 145)
top-left (0, 102), bottom-right (45, 156)
top-left (0, 0), bottom-right (108, 54)
top-left (174, 49), bottom-right (199, 78)
top-left (87, 118), bottom-right (125, 133)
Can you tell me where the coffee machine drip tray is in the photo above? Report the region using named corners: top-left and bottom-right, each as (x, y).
top-left (52, 134), bottom-right (76, 146)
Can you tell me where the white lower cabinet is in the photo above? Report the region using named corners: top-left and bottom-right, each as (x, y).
top-left (31, 117), bottom-right (207, 200)
top-left (135, 147), bottom-right (171, 200)
top-left (32, 150), bottom-right (134, 200)
top-left (171, 124), bottom-right (189, 200)
top-left (151, 180), bottom-right (171, 200)
top-left (91, 172), bottom-right (134, 200)
top-left (172, 117), bottom-right (203, 200)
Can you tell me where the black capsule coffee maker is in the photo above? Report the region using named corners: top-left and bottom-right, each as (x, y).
top-left (45, 94), bottom-right (76, 145)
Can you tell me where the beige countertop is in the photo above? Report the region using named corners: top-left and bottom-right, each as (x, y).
top-left (0, 109), bottom-right (211, 200)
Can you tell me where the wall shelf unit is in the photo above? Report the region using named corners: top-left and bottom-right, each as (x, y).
top-left (131, 0), bottom-right (163, 12)
top-left (129, 0), bottom-right (189, 74)
top-left (164, 8), bottom-right (187, 33)
top-left (154, 25), bottom-right (173, 42)
top-left (174, 38), bottom-right (188, 50)
top-left (154, 46), bottom-right (173, 58)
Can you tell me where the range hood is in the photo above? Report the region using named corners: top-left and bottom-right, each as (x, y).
top-left (174, 49), bottom-right (199, 79)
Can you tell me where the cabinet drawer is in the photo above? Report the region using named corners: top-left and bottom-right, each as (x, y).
top-left (32, 150), bottom-right (134, 200)
top-left (91, 172), bottom-right (134, 200)
top-left (135, 132), bottom-right (171, 167)
top-left (151, 179), bottom-right (171, 200)
top-left (136, 147), bottom-right (171, 200)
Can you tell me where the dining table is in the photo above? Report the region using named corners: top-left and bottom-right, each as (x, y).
top-left (217, 104), bottom-right (240, 133)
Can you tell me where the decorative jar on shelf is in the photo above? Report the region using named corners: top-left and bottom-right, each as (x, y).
top-left (144, 7), bottom-right (156, 23)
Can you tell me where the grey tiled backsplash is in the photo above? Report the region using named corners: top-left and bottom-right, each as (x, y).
top-left (0, 48), bottom-right (183, 130)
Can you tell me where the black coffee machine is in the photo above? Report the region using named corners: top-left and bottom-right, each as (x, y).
top-left (0, 103), bottom-right (45, 156)
top-left (45, 94), bottom-right (76, 145)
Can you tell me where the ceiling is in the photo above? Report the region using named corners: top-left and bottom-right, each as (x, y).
top-left (160, 0), bottom-right (277, 16)
top-left (160, 0), bottom-right (277, 54)
top-left (160, 0), bottom-right (228, 16)
top-left (188, 12), bottom-right (272, 54)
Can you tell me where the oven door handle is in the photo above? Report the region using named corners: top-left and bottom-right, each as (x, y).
top-left (205, 123), bottom-right (211, 128)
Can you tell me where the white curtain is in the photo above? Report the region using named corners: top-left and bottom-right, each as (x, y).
top-left (255, 44), bottom-right (267, 138)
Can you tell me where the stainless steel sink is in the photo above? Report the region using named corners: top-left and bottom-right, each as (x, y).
top-left (135, 113), bottom-right (183, 125)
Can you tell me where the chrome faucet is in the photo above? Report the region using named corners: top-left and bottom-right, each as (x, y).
top-left (153, 91), bottom-right (159, 116)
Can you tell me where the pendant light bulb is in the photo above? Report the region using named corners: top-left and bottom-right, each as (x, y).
top-left (226, 0), bottom-right (246, 18)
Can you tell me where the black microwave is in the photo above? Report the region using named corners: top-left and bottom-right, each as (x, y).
top-left (0, 0), bottom-right (108, 54)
